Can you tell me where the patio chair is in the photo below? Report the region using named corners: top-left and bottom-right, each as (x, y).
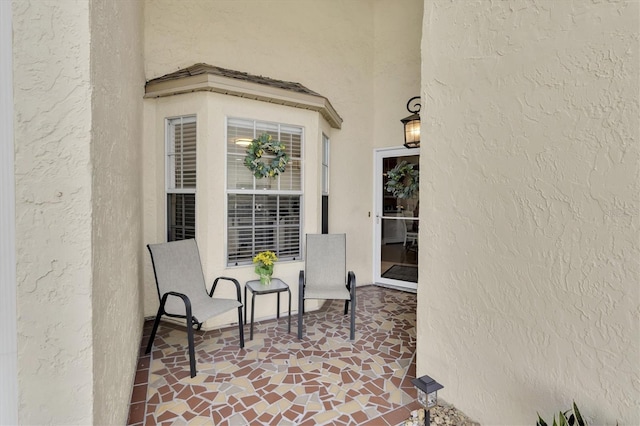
top-left (298, 234), bottom-right (356, 340)
top-left (146, 239), bottom-right (244, 378)
top-left (403, 211), bottom-right (418, 247)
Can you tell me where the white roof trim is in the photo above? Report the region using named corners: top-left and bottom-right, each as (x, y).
top-left (145, 73), bottom-right (343, 129)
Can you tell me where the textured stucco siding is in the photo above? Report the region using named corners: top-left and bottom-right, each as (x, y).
top-left (0, 1), bottom-right (18, 423)
top-left (90, 0), bottom-right (145, 424)
top-left (373, 0), bottom-right (423, 150)
top-left (13, 1), bottom-right (94, 424)
top-left (420, 1), bottom-right (639, 424)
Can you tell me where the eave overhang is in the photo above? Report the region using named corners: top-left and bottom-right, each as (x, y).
top-left (145, 63), bottom-right (343, 129)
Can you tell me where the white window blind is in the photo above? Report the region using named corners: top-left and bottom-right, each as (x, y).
top-left (166, 116), bottom-right (196, 241)
top-left (227, 118), bottom-right (303, 265)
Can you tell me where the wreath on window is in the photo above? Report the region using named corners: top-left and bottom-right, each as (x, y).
top-left (244, 133), bottom-right (290, 179)
top-left (385, 161), bottom-right (419, 199)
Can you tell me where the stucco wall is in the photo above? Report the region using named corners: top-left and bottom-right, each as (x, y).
top-left (90, 0), bottom-right (145, 424)
top-left (13, 0), bottom-right (145, 423)
top-left (144, 0), bottom-right (423, 309)
top-left (373, 0), bottom-right (423, 149)
top-left (419, 1), bottom-right (639, 424)
top-left (0, 1), bottom-right (17, 423)
top-left (13, 1), bottom-right (94, 423)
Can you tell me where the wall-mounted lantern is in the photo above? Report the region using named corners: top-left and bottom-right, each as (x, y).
top-left (401, 96), bottom-right (421, 149)
top-left (411, 374), bottom-right (443, 426)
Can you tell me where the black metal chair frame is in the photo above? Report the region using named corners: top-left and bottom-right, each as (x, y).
top-left (146, 246), bottom-right (244, 378)
top-left (298, 270), bottom-right (356, 340)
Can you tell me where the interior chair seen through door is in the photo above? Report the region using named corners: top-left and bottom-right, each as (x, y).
top-left (298, 234), bottom-right (356, 340)
top-left (402, 211), bottom-right (418, 247)
top-left (146, 239), bottom-right (244, 377)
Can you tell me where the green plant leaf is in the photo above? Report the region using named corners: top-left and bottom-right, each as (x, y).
top-left (559, 412), bottom-right (568, 426)
top-left (573, 402), bottom-right (586, 426)
top-left (537, 414), bottom-right (549, 426)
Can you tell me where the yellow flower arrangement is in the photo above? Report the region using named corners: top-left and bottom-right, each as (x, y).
top-left (253, 251), bottom-right (278, 284)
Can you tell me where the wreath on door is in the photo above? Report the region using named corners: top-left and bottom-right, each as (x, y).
top-left (244, 133), bottom-right (290, 179)
top-left (385, 161), bottom-right (419, 199)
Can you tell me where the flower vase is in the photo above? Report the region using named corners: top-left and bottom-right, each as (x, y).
top-left (259, 274), bottom-right (272, 286)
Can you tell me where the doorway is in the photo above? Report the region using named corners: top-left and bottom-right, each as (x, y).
top-left (374, 147), bottom-right (419, 291)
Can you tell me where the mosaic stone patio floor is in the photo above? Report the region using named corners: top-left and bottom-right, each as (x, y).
top-left (127, 285), bottom-right (422, 425)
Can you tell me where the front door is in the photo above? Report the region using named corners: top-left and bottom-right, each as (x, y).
top-left (374, 147), bottom-right (419, 291)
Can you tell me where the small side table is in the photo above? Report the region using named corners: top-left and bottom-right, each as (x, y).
top-left (244, 278), bottom-right (291, 340)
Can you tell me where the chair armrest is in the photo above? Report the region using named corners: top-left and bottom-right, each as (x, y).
top-left (347, 271), bottom-right (356, 294)
top-left (162, 291), bottom-right (191, 305)
top-left (298, 270), bottom-right (305, 292)
top-left (210, 276), bottom-right (242, 303)
top-left (160, 291), bottom-right (193, 321)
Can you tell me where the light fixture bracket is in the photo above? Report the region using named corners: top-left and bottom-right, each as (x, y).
top-left (402, 96), bottom-right (421, 149)
top-left (406, 96), bottom-right (421, 115)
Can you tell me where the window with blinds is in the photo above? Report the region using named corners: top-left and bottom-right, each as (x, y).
top-left (321, 133), bottom-right (330, 234)
top-left (166, 116), bottom-right (196, 241)
top-left (322, 133), bottom-right (330, 196)
top-left (227, 118), bottom-right (303, 265)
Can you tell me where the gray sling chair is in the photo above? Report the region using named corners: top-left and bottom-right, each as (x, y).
top-left (146, 239), bottom-right (244, 378)
top-left (298, 234), bottom-right (356, 340)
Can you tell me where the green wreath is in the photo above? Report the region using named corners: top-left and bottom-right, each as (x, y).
top-left (385, 161), bottom-right (419, 199)
top-left (244, 133), bottom-right (290, 179)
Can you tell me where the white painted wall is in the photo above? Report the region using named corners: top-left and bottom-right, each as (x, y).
top-left (143, 0), bottom-right (423, 320)
top-left (90, 0), bottom-right (145, 424)
top-left (419, 1), bottom-right (639, 424)
top-left (0, 2), bottom-right (17, 424)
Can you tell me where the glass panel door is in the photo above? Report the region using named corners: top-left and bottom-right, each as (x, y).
top-left (374, 148), bottom-right (419, 290)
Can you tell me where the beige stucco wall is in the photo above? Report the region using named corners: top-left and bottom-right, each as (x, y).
top-left (373, 0), bottom-right (423, 149)
top-left (0, 1), bottom-right (17, 423)
top-left (13, 0), bottom-right (94, 423)
top-left (13, 0), bottom-right (145, 424)
top-left (90, 0), bottom-right (145, 424)
top-left (419, 1), bottom-right (639, 424)
top-left (143, 0), bottom-right (423, 321)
